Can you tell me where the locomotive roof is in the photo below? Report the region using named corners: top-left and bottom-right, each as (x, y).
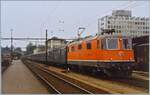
top-left (68, 34), bottom-right (131, 46)
top-left (68, 36), bottom-right (96, 46)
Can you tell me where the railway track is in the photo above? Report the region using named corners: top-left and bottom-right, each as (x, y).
top-left (24, 60), bottom-right (109, 94)
top-left (67, 65), bottom-right (149, 90)
top-left (23, 60), bottom-right (148, 94)
top-left (133, 71), bottom-right (149, 77)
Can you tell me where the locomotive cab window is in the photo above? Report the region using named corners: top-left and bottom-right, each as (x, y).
top-left (71, 46), bottom-right (75, 52)
top-left (87, 42), bottom-right (91, 49)
top-left (101, 38), bottom-right (107, 49)
top-left (67, 47), bottom-right (69, 52)
top-left (107, 38), bottom-right (118, 49)
top-left (122, 39), bottom-right (132, 49)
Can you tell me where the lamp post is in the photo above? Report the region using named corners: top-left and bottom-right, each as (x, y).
top-left (45, 29), bottom-right (48, 64)
top-left (10, 29), bottom-right (13, 61)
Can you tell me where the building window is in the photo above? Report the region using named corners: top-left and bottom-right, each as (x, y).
top-left (111, 26), bottom-right (113, 28)
top-left (116, 26), bottom-right (118, 28)
top-left (108, 17), bottom-right (112, 19)
top-left (86, 42), bottom-right (91, 49)
top-left (78, 44), bottom-right (82, 50)
top-left (119, 26), bottom-right (121, 29)
top-left (126, 17), bottom-right (129, 20)
top-left (146, 27), bottom-right (149, 29)
top-left (108, 21), bottom-right (110, 24)
top-left (147, 31), bottom-right (149, 33)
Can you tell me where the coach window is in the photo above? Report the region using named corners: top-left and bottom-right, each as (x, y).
top-left (87, 42), bottom-right (91, 49)
top-left (78, 44), bottom-right (82, 50)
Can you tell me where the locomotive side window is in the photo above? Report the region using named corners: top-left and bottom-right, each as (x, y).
top-left (78, 44), bottom-right (82, 50)
top-left (67, 47), bottom-right (69, 52)
top-left (71, 46), bottom-right (75, 51)
top-left (107, 38), bottom-right (118, 49)
top-left (101, 39), bottom-right (107, 49)
top-left (97, 40), bottom-right (99, 48)
top-left (87, 42), bottom-right (91, 49)
top-left (122, 39), bottom-right (132, 49)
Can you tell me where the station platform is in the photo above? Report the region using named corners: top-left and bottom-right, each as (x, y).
top-left (2, 60), bottom-right (49, 94)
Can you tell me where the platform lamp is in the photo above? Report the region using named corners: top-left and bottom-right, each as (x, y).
top-left (10, 29), bottom-right (13, 61)
top-left (45, 29), bottom-right (48, 65)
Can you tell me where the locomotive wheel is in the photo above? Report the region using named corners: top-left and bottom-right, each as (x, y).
top-left (104, 69), bottom-right (132, 78)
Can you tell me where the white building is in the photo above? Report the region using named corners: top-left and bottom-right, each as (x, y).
top-left (98, 10), bottom-right (150, 37)
top-left (47, 37), bottom-right (66, 50)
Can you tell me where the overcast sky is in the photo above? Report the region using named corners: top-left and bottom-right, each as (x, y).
top-left (1, 1), bottom-right (149, 50)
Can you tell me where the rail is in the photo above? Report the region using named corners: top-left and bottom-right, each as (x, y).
top-left (25, 62), bottom-right (93, 94)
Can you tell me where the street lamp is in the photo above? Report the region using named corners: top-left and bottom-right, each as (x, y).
top-left (10, 29), bottom-right (13, 61)
top-left (45, 29), bottom-right (48, 64)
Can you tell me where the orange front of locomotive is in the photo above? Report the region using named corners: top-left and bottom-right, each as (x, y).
top-left (98, 36), bottom-right (134, 62)
top-left (96, 36), bottom-right (135, 77)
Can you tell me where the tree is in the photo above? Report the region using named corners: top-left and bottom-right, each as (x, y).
top-left (1, 46), bottom-right (11, 54)
top-left (14, 47), bottom-right (22, 53)
top-left (26, 43), bottom-right (36, 54)
top-left (13, 47), bottom-right (23, 59)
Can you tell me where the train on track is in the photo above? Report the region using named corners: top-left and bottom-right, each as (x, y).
top-left (2, 53), bottom-right (12, 72)
top-left (23, 34), bottom-right (135, 77)
top-left (132, 36), bottom-right (149, 71)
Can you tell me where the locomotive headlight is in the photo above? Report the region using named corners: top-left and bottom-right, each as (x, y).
top-left (110, 58), bottom-right (112, 61)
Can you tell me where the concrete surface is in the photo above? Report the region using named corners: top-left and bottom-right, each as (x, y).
top-left (2, 60), bottom-right (49, 94)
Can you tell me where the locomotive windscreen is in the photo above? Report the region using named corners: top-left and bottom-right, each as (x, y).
top-left (107, 38), bottom-right (118, 49)
top-left (102, 38), bottom-right (118, 49)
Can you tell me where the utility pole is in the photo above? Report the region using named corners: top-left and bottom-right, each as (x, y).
top-left (10, 29), bottom-right (13, 61)
top-left (45, 29), bottom-right (48, 64)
